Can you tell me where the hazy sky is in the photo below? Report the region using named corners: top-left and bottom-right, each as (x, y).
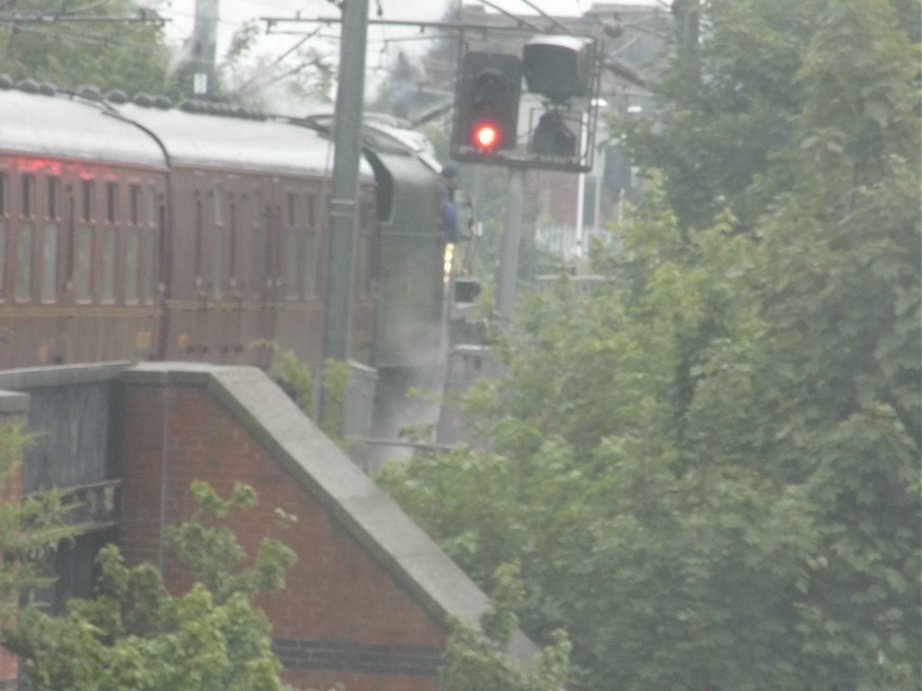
top-left (161, 0), bottom-right (666, 56)
top-left (158, 0), bottom-right (665, 102)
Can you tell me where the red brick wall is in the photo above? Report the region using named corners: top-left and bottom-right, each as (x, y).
top-left (118, 383), bottom-right (446, 691)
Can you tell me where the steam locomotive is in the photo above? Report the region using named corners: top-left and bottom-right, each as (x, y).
top-left (0, 78), bottom-right (447, 382)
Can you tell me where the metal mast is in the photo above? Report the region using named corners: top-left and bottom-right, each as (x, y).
top-left (191, 0), bottom-right (219, 96)
top-left (322, 0), bottom-right (369, 365)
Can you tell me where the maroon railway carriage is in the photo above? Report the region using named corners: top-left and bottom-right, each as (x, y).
top-left (0, 86), bottom-right (168, 367)
top-left (0, 85), bottom-right (380, 369)
top-left (117, 100), bottom-right (379, 367)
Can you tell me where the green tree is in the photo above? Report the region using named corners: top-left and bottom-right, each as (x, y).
top-left (380, 0), bottom-right (921, 687)
top-left (2, 481), bottom-right (297, 690)
top-left (441, 563), bottom-right (571, 691)
top-left (0, 0), bottom-right (174, 95)
top-left (262, 345), bottom-right (351, 446)
top-left (0, 425), bottom-right (76, 619)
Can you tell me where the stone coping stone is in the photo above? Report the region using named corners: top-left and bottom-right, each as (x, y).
top-left (0, 362), bottom-right (130, 391)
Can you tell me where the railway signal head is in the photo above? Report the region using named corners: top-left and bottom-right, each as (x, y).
top-left (452, 52), bottom-right (522, 162)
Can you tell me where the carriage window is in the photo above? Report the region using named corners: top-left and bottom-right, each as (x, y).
top-left (47, 177), bottom-right (59, 220)
top-left (142, 190), bottom-right (157, 304)
top-left (287, 192), bottom-right (296, 227)
top-left (303, 196), bottom-right (318, 299)
top-left (146, 187), bottom-right (156, 226)
top-left (145, 227), bottom-right (156, 304)
top-left (252, 207), bottom-right (268, 295)
top-left (16, 222), bottom-right (33, 301)
top-left (213, 225), bottom-right (224, 299)
top-left (125, 227), bottom-right (139, 304)
top-left (302, 231), bottom-right (318, 299)
top-left (0, 172), bottom-right (6, 297)
top-left (21, 174), bottom-right (35, 218)
top-left (229, 200), bottom-right (238, 285)
top-left (283, 194), bottom-right (298, 300)
top-left (82, 180), bottom-right (94, 221)
top-left (42, 177), bottom-right (60, 302)
top-left (212, 187), bottom-right (226, 299)
top-left (284, 228), bottom-right (298, 300)
top-left (0, 220), bottom-right (5, 298)
top-left (75, 224), bottom-right (93, 301)
top-left (213, 187), bottom-right (223, 225)
top-left (194, 197), bottom-right (204, 280)
top-left (101, 228), bottom-right (116, 302)
top-left (149, 198), bottom-right (164, 303)
top-left (129, 185), bottom-right (141, 226)
top-left (106, 182), bottom-right (118, 223)
top-left (42, 223), bottom-right (58, 302)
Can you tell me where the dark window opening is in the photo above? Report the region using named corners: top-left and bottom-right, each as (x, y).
top-left (106, 182), bottom-right (117, 223)
top-left (130, 184), bottom-right (140, 225)
top-left (194, 197), bottom-right (203, 279)
top-left (47, 177), bottom-right (59, 220)
top-left (22, 174), bottom-right (35, 217)
top-left (287, 192), bottom-right (296, 227)
top-left (42, 222), bottom-right (58, 302)
top-left (229, 200), bottom-right (238, 282)
top-left (15, 222), bottom-right (32, 300)
top-left (101, 228), bottom-right (116, 302)
top-left (307, 195), bottom-right (316, 228)
top-left (82, 180), bottom-right (94, 222)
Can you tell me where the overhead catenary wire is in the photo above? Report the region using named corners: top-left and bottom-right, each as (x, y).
top-left (231, 25), bottom-right (325, 94)
top-left (0, 11), bottom-right (163, 25)
top-left (0, 18), bottom-right (165, 52)
top-left (474, 0), bottom-right (544, 32)
top-left (512, 0), bottom-right (574, 35)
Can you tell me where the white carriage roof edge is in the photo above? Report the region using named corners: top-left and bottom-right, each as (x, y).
top-left (0, 89), bottom-right (167, 170)
top-left (116, 104), bottom-right (374, 180)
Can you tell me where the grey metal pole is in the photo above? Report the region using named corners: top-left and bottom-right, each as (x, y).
top-left (496, 167), bottom-right (525, 319)
top-left (191, 0), bottom-right (219, 96)
top-left (322, 0), bottom-right (369, 365)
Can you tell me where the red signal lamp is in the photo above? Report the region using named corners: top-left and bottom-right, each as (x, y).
top-left (471, 121), bottom-right (502, 152)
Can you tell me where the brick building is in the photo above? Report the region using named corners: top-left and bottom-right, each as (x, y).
top-left (0, 363), bottom-right (536, 689)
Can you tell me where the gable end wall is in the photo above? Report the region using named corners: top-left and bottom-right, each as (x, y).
top-left (116, 368), bottom-right (447, 691)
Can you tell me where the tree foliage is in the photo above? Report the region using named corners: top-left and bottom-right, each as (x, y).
top-left (379, 0), bottom-right (920, 688)
top-left (263, 345), bottom-right (352, 446)
top-left (0, 1), bottom-right (333, 107)
top-left (2, 481), bottom-right (297, 690)
top-left (0, 0), bottom-right (174, 95)
top-left (0, 426), bottom-right (77, 620)
top-left (441, 563), bottom-right (571, 691)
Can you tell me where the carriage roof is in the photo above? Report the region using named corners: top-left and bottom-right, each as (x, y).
top-left (116, 103), bottom-right (373, 180)
top-left (0, 88), bottom-right (167, 170)
top-left (0, 86), bottom-right (373, 180)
